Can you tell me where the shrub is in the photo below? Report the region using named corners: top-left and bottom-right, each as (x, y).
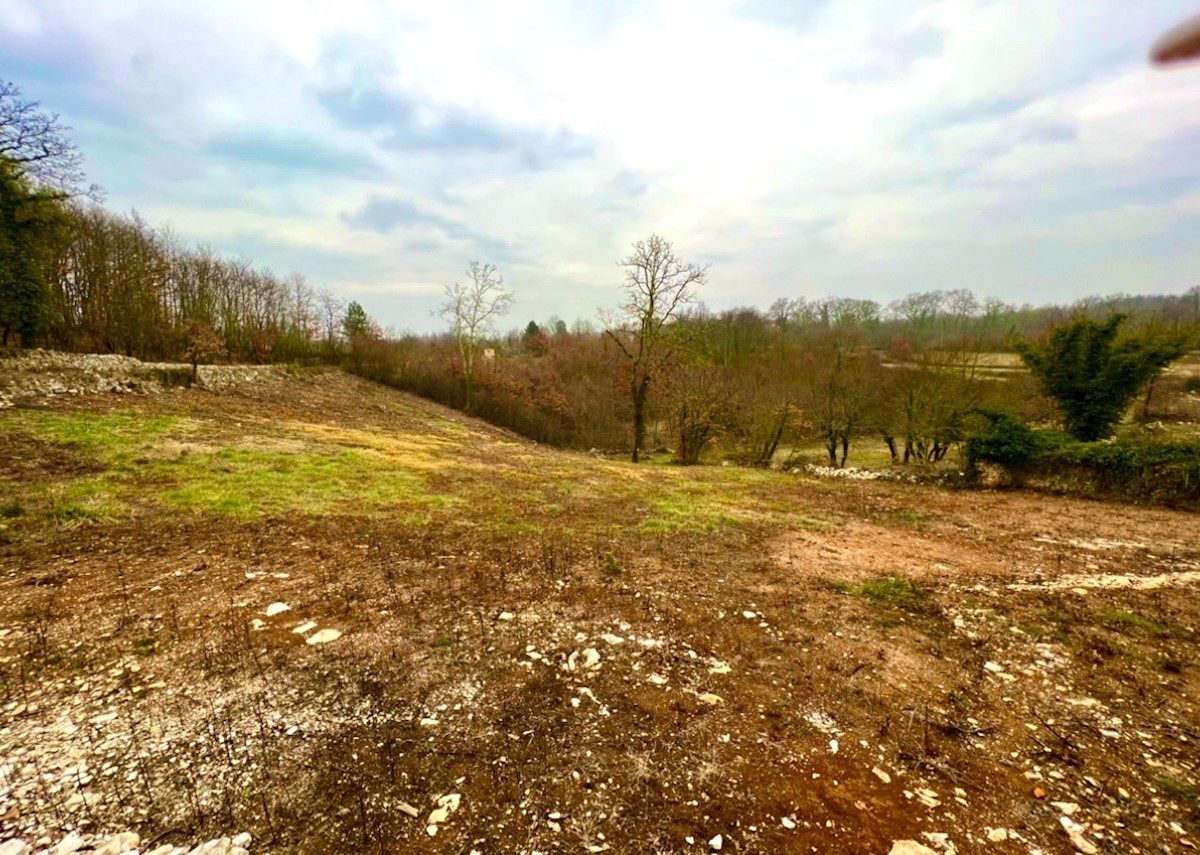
top-left (1039, 435), bottom-right (1200, 506)
top-left (966, 411), bottom-right (1200, 507)
top-left (1015, 315), bottom-right (1188, 441)
top-left (964, 410), bottom-right (1066, 483)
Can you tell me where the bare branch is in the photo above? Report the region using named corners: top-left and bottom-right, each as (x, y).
top-left (603, 234), bottom-right (708, 461)
top-left (0, 81), bottom-right (99, 199)
top-left (436, 261), bottom-right (514, 412)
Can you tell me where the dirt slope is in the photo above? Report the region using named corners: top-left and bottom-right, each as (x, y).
top-left (0, 361), bottom-right (1197, 854)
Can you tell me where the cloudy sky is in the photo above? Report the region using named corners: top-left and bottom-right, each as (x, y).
top-left (4, 1), bottom-right (1199, 332)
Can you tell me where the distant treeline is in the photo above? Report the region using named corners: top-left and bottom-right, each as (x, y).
top-left (346, 297), bottom-right (1200, 465)
top-left (5, 186), bottom-right (1197, 470)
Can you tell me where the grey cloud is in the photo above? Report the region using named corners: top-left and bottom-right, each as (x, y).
top-left (342, 195), bottom-right (519, 262)
top-left (204, 132), bottom-right (378, 177)
top-left (313, 84), bottom-right (592, 169)
top-left (613, 171), bottom-right (649, 199)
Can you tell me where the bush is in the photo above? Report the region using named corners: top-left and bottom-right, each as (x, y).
top-left (1039, 436), bottom-right (1200, 506)
top-left (965, 411), bottom-right (1066, 483)
top-left (966, 411), bottom-right (1200, 506)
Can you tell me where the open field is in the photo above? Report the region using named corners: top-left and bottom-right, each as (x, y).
top-left (1, 363), bottom-right (1198, 854)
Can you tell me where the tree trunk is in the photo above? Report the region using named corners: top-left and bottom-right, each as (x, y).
top-left (462, 350), bottom-right (475, 414)
top-left (631, 378), bottom-right (649, 463)
top-left (1139, 378), bottom-right (1157, 422)
top-left (756, 407), bottom-right (788, 467)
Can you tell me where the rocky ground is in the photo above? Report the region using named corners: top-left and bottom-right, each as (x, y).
top-left (0, 353), bottom-right (1197, 854)
top-left (0, 351), bottom-right (288, 409)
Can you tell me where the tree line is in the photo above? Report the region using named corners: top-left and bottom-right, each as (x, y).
top-left (351, 236), bottom-right (1198, 468)
top-left (1, 81), bottom-right (361, 363)
top-left (4, 80), bottom-right (1198, 476)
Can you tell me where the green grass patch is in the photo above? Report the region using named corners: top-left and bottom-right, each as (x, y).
top-left (157, 447), bottom-right (431, 517)
top-left (42, 479), bottom-right (125, 524)
top-left (895, 510), bottom-right (929, 527)
top-left (0, 501), bottom-right (23, 519)
top-left (855, 576), bottom-right (926, 610)
top-left (1103, 608), bottom-right (1168, 637)
top-left (2, 411), bottom-right (180, 458)
top-left (1156, 776), bottom-right (1200, 808)
top-left (50, 502), bottom-right (105, 522)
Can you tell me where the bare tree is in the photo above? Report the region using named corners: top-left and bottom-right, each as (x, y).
top-left (438, 262), bottom-right (514, 413)
top-left (0, 82), bottom-right (97, 198)
top-left (605, 234), bottom-right (707, 462)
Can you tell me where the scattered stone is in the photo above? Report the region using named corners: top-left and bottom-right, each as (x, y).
top-left (306, 628), bottom-right (342, 645)
top-left (265, 602), bottom-right (290, 617)
top-left (600, 633), bottom-right (624, 646)
top-left (498, 611), bottom-right (515, 621)
top-left (93, 833), bottom-right (139, 855)
top-left (428, 792), bottom-right (462, 827)
top-left (872, 766), bottom-right (892, 784)
top-left (572, 648), bottom-right (601, 671)
top-left (888, 842), bottom-right (938, 855)
top-left (781, 817), bottom-right (797, 829)
top-left (986, 827), bottom-right (1008, 842)
top-left (709, 834), bottom-right (723, 850)
top-left (1060, 816), bottom-right (1098, 854)
top-left (291, 621), bottom-right (317, 635)
top-left (916, 789), bottom-right (941, 808)
top-left (54, 833), bottom-right (86, 855)
top-left (697, 693), bottom-right (725, 706)
top-left (0, 841), bottom-right (30, 855)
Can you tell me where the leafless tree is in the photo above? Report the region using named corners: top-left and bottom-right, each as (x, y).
top-left (0, 82), bottom-right (98, 198)
top-left (604, 234), bottom-right (707, 462)
top-left (438, 262), bottom-right (514, 412)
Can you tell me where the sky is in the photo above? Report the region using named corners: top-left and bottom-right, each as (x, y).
top-left (3, 0), bottom-right (1200, 334)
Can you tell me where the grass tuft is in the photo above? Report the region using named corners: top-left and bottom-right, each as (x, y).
top-left (1103, 608), bottom-right (1167, 637)
top-left (855, 576), bottom-right (926, 609)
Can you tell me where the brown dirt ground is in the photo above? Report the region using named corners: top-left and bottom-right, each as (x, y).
top-left (0, 371), bottom-right (1197, 854)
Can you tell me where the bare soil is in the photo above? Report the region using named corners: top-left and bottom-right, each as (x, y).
top-left (0, 364), bottom-right (1197, 854)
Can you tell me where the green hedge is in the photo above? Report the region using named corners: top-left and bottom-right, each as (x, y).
top-left (968, 413), bottom-right (1200, 507)
top-left (1038, 436), bottom-right (1200, 506)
